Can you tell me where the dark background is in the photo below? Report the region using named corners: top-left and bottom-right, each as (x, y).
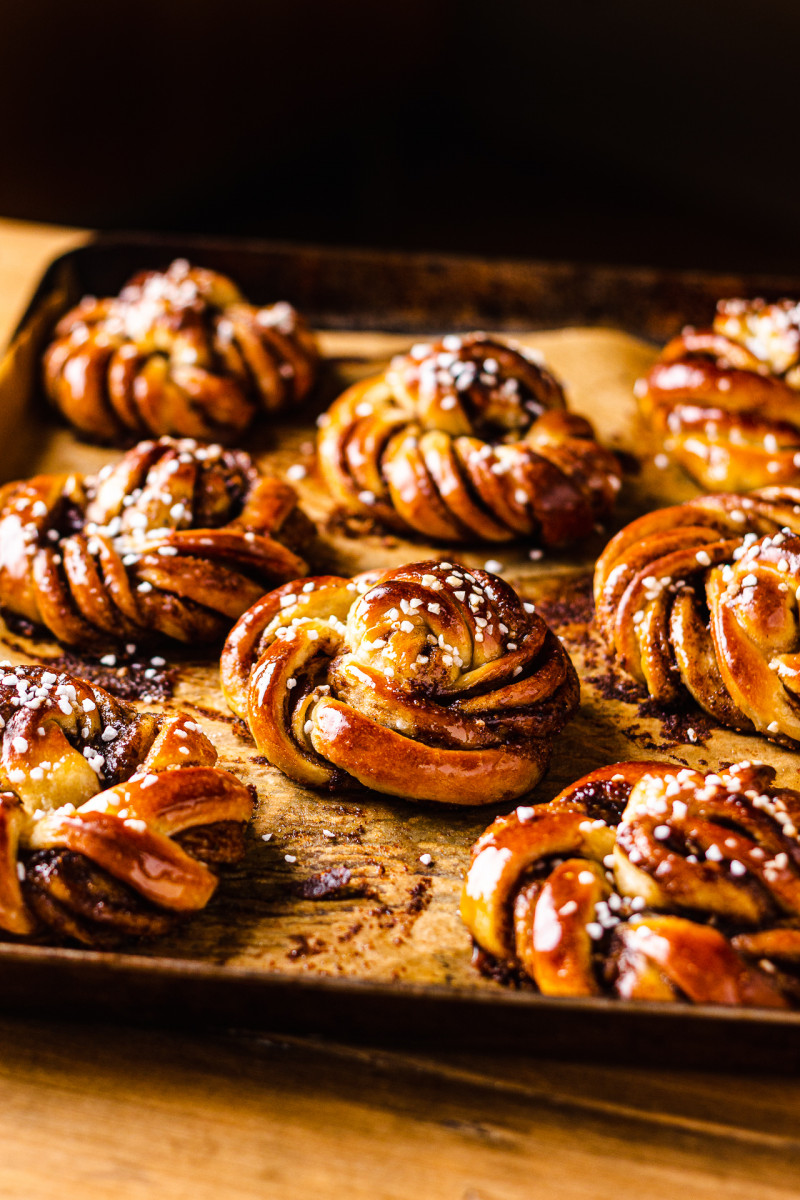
top-left (2, 0), bottom-right (798, 273)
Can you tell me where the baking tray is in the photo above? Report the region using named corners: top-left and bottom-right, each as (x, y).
top-left (3, 232), bottom-right (800, 1069)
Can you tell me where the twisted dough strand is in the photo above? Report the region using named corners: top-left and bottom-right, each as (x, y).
top-left (637, 298), bottom-right (800, 490)
top-left (317, 333), bottom-right (621, 545)
top-left (0, 436), bottom-right (312, 651)
top-left (43, 259), bottom-right (319, 444)
top-left (594, 487), bottom-right (800, 743)
top-left (0, 664), bottom-right (253, 945)
top-left (222, 559), bottom-right (579, 805)
top-left (462, 761), bottom-right (800, 1006)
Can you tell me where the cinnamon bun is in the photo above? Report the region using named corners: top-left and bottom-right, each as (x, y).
top-left (317, 333), bottom-right (621, 545)
top-left (44, 259), bottom-right (319, 443)
top-left (637, 298), bottom-right (800, 490)
top-left (0, 436), bottom-right (313, 651)
top-left (462, 761), bottom-right (800, 1006)
top-left (0, 664), bottom-right (253, 946)
top-left (222, 558), bottom-right (579, 805)
top-left (594, 487), bottom-right (800, 743)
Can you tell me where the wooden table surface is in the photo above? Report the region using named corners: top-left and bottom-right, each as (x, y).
top-left (0, 219), bottom-right (798, 1200)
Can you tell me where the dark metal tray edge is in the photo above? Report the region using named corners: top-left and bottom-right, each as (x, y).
top-left (2, 940), bottom-right (798, 1070)
top-left (15, 229), bottom-right (800, 342)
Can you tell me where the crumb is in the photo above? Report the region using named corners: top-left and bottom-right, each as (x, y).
top-left (294, 866), bottom-right (356, 899)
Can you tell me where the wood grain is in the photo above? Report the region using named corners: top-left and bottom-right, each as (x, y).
top-left (0, 1016), bottom-right (799, 1200)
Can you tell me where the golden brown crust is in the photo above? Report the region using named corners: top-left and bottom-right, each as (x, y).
top-left (221, 559), bottom-right (580, 805)
top-left (0, 664), bottom-right (253, 945)
top-left (0, 436), bottom-right (313, 651)
top-left (637, 298), bottom-right (800, 490)
top-left (593, 487), bottom-right (800, 743)
top-left (461, 760), bottom-right (800, 1007)
top-left (317, 334), bottom-right (621, 545)
top-left (43, 259), bottom-right (319, 444)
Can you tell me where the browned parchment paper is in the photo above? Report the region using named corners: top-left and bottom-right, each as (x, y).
top-left (3, 327), bottom-right (798, 987)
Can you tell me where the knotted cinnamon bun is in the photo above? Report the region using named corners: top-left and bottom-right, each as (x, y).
top-left (461, 760), bottom-right (800, 1006)
top-left (636, 298), bottom-right (800, 490)
top-left (594, 487), bottom-right (800, 743)
top-left (317, 333), bottom-right (621, 545)
top-left (221, 559), bottom-right (579, 805)
top-left (0, 664), bottom-right (253, 945)
top-left (0, 436), bottom-right (313, 651)
top-left (43, 259), bottom-right (319, 443)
